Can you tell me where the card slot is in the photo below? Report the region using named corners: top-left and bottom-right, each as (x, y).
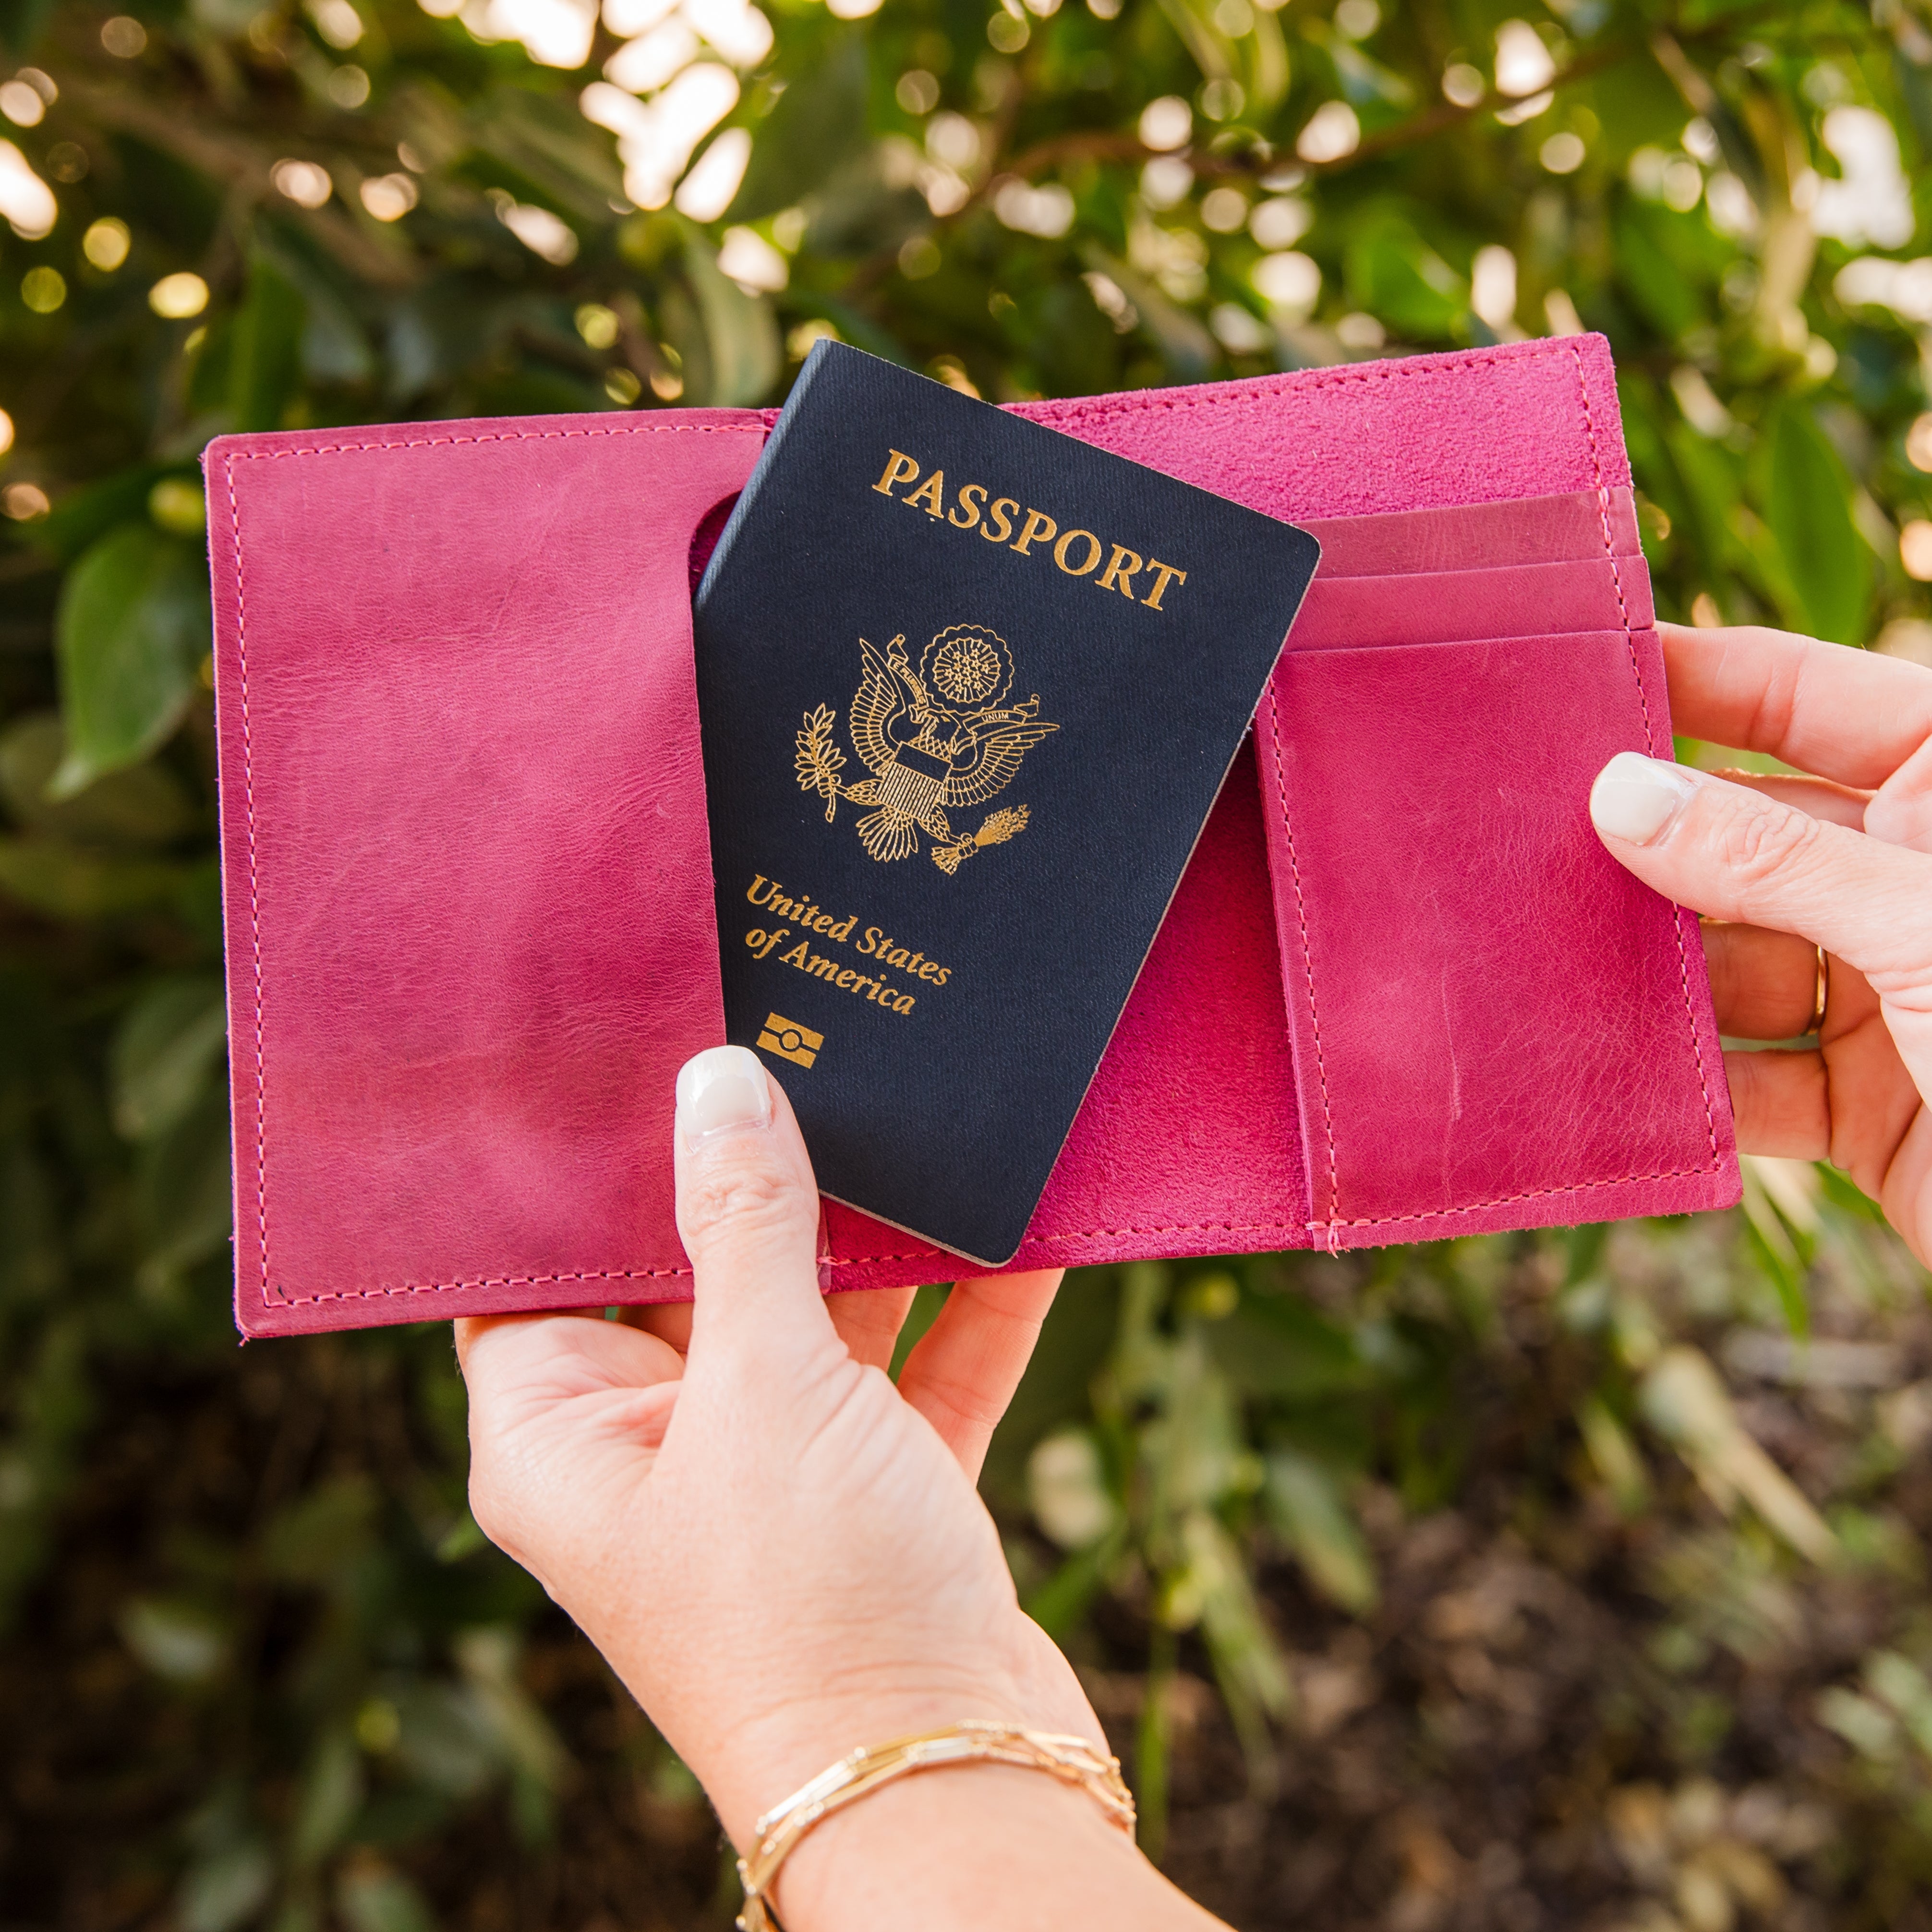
top-left (1286, 555), bottom-right (1653, 653)
top-left (1253, 628), bottom-right (1732, 1250)
top-left (1302, 485), bottom-right (1640, 580)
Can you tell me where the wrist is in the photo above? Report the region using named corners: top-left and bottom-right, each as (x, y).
top-left (696, 1681), bottom-right (1055, 1849)
top-left (765, 1756), bottom-right (1146, 1932)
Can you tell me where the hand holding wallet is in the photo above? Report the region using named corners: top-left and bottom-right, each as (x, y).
top-left (204, 334), bottom-right (1739, 1337)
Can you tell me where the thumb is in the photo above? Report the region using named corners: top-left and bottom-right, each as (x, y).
top-left (673, 1045), bottom-right (837, 1372)
top-left (1588, 753), bottom-right (1932, 988)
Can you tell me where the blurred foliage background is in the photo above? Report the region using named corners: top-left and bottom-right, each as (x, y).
top-left (3, 0), bottom-right (1932, 1925)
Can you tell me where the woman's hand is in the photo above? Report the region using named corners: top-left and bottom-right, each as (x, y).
top-left (458, 1050), bottom-right (1225, 1930)
top-left (458, 1044), bottom-right (1242, 1932)
top-left (456, 1047), bottom-right (1091, 1840)
top-left (1589, 621), bottom-right (1932, 1261)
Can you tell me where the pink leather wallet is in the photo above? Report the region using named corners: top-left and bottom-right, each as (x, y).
top-left (205, 334), bottom-right (1739, 1338)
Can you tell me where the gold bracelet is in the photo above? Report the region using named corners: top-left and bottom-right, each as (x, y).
top-left (734, 1719), bottom-right (1136, 1932)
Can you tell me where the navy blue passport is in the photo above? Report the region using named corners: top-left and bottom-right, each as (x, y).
top-left (692, 341), bottom-right (1319, 1267)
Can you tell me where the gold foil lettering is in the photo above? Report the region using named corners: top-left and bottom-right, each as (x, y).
top-left (1011, 507), bottom-right (1058, 555)
top-left (873, 450), bottom-right (920, 496)
top-left (1053, 529), bottom-right (1102, 576)
top-left (903, 469), bottom-right (947, 518)
top-left (1143, 559), bottom-right (1188, 611)
top-left (1097, 544), bottom-right (1142, 599)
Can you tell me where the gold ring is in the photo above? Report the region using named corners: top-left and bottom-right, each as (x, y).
top-left (1811, 945), bottom-right (1829, 1036)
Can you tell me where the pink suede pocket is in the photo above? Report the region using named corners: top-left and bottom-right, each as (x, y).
top-left (1256, 629), bottom-right (1732, 1249)
top-left (1290, 555), bottom-right (1654, 652)
top-left (1304, 487), bottom-right (1641, 579)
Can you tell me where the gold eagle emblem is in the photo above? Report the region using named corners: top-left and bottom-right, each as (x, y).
top-left (794, 624), bottom-right (1058, 873)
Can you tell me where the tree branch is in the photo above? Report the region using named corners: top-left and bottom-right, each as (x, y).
top-left (56, 75), bottom-right (421, 290)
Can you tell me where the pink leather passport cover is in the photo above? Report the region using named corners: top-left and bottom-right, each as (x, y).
top-left (209, 337), bottom-right (1739, 1337)
top-left (207, 415), bottom-right (763, 1332)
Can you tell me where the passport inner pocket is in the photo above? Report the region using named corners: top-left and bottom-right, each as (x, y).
top-left (1254, 628), bottom-right (1728, 1249)
top-left (1302, 485), bottom-right (1641, 578)
top-left (1288, 555), bottom-right (1654, 653)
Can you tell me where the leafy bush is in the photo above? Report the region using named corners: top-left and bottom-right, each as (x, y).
top-left (3, 0), bottom-right (1931, 1924)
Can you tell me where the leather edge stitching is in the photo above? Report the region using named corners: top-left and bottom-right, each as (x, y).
top-left (1023, 343), bottom-right (1580, 432)
top-left (233, 421), bottom-right (763, 1307)
top-left (1263, 685), bottom-right (1340, 1251)
top-left (259, 1148), bottom-right (1734, 1309)
top-left (224, 453), bottom-right (274, 1311)
top-left (228, 424), bottom-right (768, 462)
top-left (1568, 340), bottom-right (1722, 1168)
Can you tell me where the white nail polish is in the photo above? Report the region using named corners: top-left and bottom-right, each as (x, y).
top-left (676, 1045), bottom-right (773, 1147)
top-left (1589, 751), bottom-right (1701, 846)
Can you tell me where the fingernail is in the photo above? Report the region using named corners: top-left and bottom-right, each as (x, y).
top-left (676, 1045), bottom-right (773, 1148)
top-left (1589, 751), bottom-right (1701, 846)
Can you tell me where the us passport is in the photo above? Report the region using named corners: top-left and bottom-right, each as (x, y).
top-left (692, 340), bottom-right (1320, 1267)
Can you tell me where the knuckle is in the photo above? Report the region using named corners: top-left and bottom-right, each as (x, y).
top-left (1704, 789), bottom-right (1822, 895)
top-left (679, 1156), bottom-right (815, 1248)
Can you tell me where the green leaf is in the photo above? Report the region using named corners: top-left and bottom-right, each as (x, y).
top-left (728, 31), bottom-right (870, 224)
top-left (469, 84), bottom-right (627, 219)
top-left (229, 253), bottom-right (307, 434)
top-left (392, 1681), bottom-right (499, 1797)
top-left (262, 1475), bottom-right (377, 1585)
top-left (112, 973), bottom-right (227, 1142)
top-left (681, 228), bottom-right (782, 406)
top-left (1343, 209), bottom-right (1468, 342)
top-left (1086, 249), bottom-right (1216, 383)
top-left (1614, 201), bottom-right (1701, 342)
top-left (1022, 1527), bottom-right (1125, 1641)
top-left (179, 1841), bottom-right (275, 1932)
top-left (0, 0), bottom-right (59, 54)
top-left (290, 1730), bottom-right (365, 1869)
top-left (0, 837), bottom-right (188, 920)
top-left (52, 524), bottom-right (210, 798)
top-left (1206, 1292), bottom-right (1365, 1400)
top-left (338, 1866), bottom-right (437, 1932)
top-left (1265, 1449), bottom-right (1377, 1615)
top-left (135, 1083), bottom-right (233, 1281)
top-left (26, 462), bottom-right (177, 565)
top-left (1665, 420), bottom-right (1743, 591)
top-left (0, 713), bottom-right (193, 846)
top-left (121, 1596), bottom-right (230, 1684)
top-left (1760, 400), bottom-right (1870, 645)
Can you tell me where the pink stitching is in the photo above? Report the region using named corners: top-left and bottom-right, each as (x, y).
top-left (281, 1267), bottom-right (693, 1305)
top-left (1307, 1165), bottom-right (1719, 1232)
top-left (1026, 348), bottom-right (1533, 429)
top-left (1263, 686), bottom-right (1340, 1255)
top-left (272, 1147), bottom-right (1730, 1308)
top-left (229, 423), bottom-right (764, 465)
top-left (225, 454), bottom-right (272, 1311)
top-left (264, 1146), bottom-right (1734, 1308)
top-left (1568, 342), bottom-right (1721, 1167)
